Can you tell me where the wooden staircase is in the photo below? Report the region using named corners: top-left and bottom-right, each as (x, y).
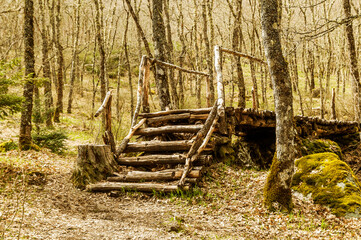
top-left (88, 105), bottom-right (220, 193)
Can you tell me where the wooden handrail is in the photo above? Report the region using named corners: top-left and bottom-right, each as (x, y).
top-left (178, 101), bottom-right (219, 187)
top-left (219, 46), bottom-right (267, 65)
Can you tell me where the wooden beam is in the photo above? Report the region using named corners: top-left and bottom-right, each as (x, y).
top-left (87, 182), bottom-right (181, 192)
top-left (220, 47), bottom-right (267, 65)
top-left (135, 125), bottom-right (203, 136)
top-left (117, 154), bottom-right (212, 166)
top-left (94, 90), bottom-right (113, 117)
top-left (139, 108), bottom-right (211, 118)
top-left (124, 140), bottom-right (213, 153)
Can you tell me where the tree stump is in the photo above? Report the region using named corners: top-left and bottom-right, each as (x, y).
top-left (71, 145), bottom-right (118, 189)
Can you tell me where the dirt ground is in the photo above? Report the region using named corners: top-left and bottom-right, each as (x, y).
top-left (2, 148), bottom-right (361, 240)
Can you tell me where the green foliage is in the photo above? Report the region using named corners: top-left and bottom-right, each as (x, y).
top-left (293, 153), bottom-right (361, 217)
top-left (0, 58), bottom-right (23, 118)
top-left (0, 139), bottom-right (18, 152)
top-left (32, 130), bottom-right (68, 154)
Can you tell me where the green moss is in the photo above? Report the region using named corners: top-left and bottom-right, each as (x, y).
top-left (264, 153), bottom-right (293, 213)
top-left (216, 144), bottom-right (236, 166)
top-left (292, 152), bottom-right (361, 217)
top-left (300, 139), bottom-right (342, 159)
top-left (0, 139), bottom-right (18, 152)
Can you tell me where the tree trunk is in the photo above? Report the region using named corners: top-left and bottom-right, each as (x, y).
top-left (93, 0), bottom-right (107, 119)
top-left (261, 0), bottom-right (295, 212)
top-left (152, 0), bottom-right (171, 110)
top-left (53, 0), bottom-right (64, 123)
top-left (39, 0), bottom-right (53, 128)
top-left (19, 0), bottom-right (35, 150)
top-left (202, 0), bottom-right (214, 105)
top-left (67, 0), bottom-right (81, 114)
top-left (343, 0), bottom-right (361, 122)
top-left (71, 145), bottom-right (118, 189)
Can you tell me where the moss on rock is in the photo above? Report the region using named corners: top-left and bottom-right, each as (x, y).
top-left (292, 152), bottom-right (361, 218)
top-left (300, 139), bottom-right (342, 159)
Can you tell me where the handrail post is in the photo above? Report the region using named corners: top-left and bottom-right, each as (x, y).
top-left (214, 45), bottom-right (227, 135)
top-left (131, 55), bottom-right (146, 127)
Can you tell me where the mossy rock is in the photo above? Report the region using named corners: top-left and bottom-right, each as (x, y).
top-left (300, 139), bottom-right (342, 159)
top-left (292, 152), bottom-right (361, 218)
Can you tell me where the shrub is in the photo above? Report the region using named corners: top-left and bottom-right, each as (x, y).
top-left (32, 130), bottom-right (67, 153)
top-left (0, 139), bottom-right (18, 152)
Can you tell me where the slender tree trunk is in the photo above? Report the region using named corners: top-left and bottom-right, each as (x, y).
top-left (202, 0), bottom-right (214, 105)
top-left (67, 0), bottom-right (81, 113)
top-left (261, 0), bottom-right (295, 212)
top-left (93, 0), bottom-right (107, 109)
top-left (164, 0), bottom-right (178, 109)
top-left (152, 0), bottom-right (171, 110)
top-left (343, 0), bottom-right (361, 122)
top-left (39, 0), bottom-right (53, 127)
top-left (53, 0), bottom-right (64, 123)
top-left (20, 0), bottom-right (35, 150)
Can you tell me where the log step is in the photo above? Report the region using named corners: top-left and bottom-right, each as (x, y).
top-left (117, 154), bottom-right (212, 166)
top-left (107, 168), bottom-right (202, 182)
top-left (135, 125), bottom-right (203, 136)
top-left (87, 182), bottom-right (187, 192)
top-left (146, 113), bottom-right (209, 125)
top-left (139, 108), bottom-right (212, 118)
top-left (124, 140), bottom-right (214, 153)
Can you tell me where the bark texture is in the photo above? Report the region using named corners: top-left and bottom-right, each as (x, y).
top-left (261, 0), bottom-right (296, 212)
top-left (19, 0), bottom-right (35, 150)
top-left (343, 0), bottom-right (361, 122)
top-left (152, 0), bottom-right (171, 110)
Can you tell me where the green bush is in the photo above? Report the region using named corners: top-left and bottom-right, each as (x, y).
top-left (0, 139), bottom-right (18, 152)
top-left (32, 130), bottom-right (68, 154)
top-left (0, 58), bottom-right (23, 119)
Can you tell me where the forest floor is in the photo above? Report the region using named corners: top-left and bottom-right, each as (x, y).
top-left (1, 106), bottom-right (361, 239)
top-left (2, 146), bottom-right (361, 239)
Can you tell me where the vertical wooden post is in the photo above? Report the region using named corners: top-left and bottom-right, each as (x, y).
top-left (103, 94), bottom-right (115, 153)
top-left (131, 55), bottom-right (146, 127)
top-left (142, 58), bottom-right (150, 113)
top-left (214, 46), bottom-right (227, 135)
top-left (206, 76), bottom-right (211, 107)
top-left (331, 88), bottom-right (337, 120)
top-left (252, 87), bottom-right (258, 110)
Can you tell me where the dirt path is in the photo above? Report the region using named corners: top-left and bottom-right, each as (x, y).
top-left (2, 149), bottom-right (361, 239)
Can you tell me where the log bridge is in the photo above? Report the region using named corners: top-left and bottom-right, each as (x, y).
top-left (73, 46), bottom-right (359, 193)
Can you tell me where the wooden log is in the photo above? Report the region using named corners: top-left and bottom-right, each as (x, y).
top-left (87, 182), bottom-right (182, 192)
top-left (124, 140), bottom-right (204, 153)
top-left (220, 47), bottom-right (267, 65)
top-left (115, 118), bottom-right (146, 158)
top-left (149, 57), bottom-right (210, 77)
top-left (142, 58), bottom-right (151, 113)
top-left (71, 145), bottom-right (118, 189)
top-left (214, 46), bottom-right (227, 135)
top-left (94, 90), bottom-right (113, 117)
top-left (190, 114), bottom-right (209, 120)
top-left (146, 113), bottom-right (191, 125)
top-left (107, 169), bottom-right (201, 182)
top-left (131, 55), bottom-right (147, 127)
top-left (139, 108), bottom-right (212, 118)
top-left (135, 125), bottom-right (203, 136)
top-left (331, 88), bottom-right (336, 120)
top-left (117, 154), bottom-right (212, 166)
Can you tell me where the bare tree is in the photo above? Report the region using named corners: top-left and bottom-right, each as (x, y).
top-left (261, 0), bottom-right (295, 212)
top-left (19, 0), bottom-right (35, 150)
top-left (53, 0), bottom-right (64, 123)
top-left (343, 0), bottom-right (361, 122)
top-left (152, 0), bottom-right (171, 110)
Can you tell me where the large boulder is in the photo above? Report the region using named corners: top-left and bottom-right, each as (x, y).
top-left (292, 152), bottom-right (361, 218)
top-left (300, 138), bottom-right (342, 159)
